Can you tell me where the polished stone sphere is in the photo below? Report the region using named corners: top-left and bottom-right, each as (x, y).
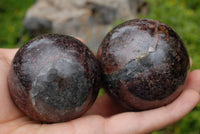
top-left (8, 34), bottom-right (101, 123)
top-left (97, 19), bottom-right (190, 110)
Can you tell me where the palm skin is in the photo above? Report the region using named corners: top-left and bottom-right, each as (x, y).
top-left (0, 48), bottom-right (199, 134)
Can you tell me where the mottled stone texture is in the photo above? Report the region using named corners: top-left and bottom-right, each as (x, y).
top-left (97, 19), bottom-right (190, 110)
top-left (8, 34), bottom-right (101, 123)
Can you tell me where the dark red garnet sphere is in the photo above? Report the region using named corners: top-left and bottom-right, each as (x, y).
top-left (8, 34), bottom-right (101, 123)
top-left (97, 19), bottom-right (190, 110)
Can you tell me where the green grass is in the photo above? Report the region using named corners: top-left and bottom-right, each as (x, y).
top-left (0, 0), bottom-right (35, 48)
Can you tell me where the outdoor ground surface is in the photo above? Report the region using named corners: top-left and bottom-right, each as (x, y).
top-left (0, 0), bottom-right (199, 133)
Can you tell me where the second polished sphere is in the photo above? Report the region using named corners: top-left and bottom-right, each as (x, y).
top-left (97, 19), bottom-right (190, 110)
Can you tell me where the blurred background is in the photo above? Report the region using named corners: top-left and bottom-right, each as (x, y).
top-left (0, 0), bottom-right (199, 133)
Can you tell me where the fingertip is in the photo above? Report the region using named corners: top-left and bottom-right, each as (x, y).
top-left (190, 57), bottom-right (193, 68)
top-left (185, 69), bottom-right (200, 94)
top-left (76, 37), bottom-right (86, 44)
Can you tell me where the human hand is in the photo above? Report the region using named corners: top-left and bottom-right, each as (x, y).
top-left (0, 48), bottom-right (199, 134)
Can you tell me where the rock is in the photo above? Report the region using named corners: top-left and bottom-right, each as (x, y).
top-left (24, 0), bottom-right (148, 54)
top-left (24, 17), bottom-right (52, 37)
top-left (86, 1), bottom-right (117, 24)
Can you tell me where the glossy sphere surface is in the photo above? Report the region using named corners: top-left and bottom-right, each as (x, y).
top-left (97, 19), bottom-right (190, 110)
top-left (8, 34), bottom-right (101, 123)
